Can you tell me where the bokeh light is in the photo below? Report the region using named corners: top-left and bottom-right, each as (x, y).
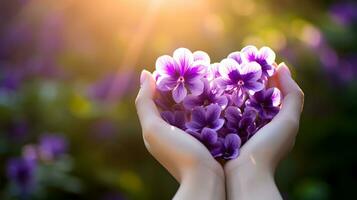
top-left (0, 0), bottom-right (356, 199)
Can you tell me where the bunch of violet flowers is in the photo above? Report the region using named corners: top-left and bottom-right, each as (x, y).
top-left (6, 134), bottom-right (68, 195)
top-left (154, 46), bottom-right (281, 160)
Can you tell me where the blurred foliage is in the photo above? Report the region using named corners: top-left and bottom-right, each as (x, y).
top-left (0, 0), bottom-right (356, 199)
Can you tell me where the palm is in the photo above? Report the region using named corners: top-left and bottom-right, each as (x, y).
top-left (136, 71), bottom-right (222, 181)
top-left (225, 116), bottom-right (297, 171)
top-left (145, 122), bottom-right (221, 173)
top-left (225, 63), bottom-right (303, 172)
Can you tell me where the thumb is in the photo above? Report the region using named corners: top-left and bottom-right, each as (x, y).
top-left (135, 70), bottom-right (162, 130)
top-left (275, 63), bottom-right (304, 121)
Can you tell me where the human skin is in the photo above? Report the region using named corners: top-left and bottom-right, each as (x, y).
top-left (135, 62), bottom-right (303, 200)
top-left (225, 62), bottom-right (304, 200)
top-left (136, 70), bottom-right (225, 200)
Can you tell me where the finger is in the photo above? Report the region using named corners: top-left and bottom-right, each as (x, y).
top-left (135, 70), bottom-right (163, 130)
top-left (273, 63), bottom-right (304, 123)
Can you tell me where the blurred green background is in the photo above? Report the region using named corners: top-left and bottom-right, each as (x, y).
top-left (0, 0), bottom-right (356, 199)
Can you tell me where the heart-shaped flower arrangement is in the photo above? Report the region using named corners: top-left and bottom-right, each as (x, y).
top-left (153, 46), bottom-right (281, 160)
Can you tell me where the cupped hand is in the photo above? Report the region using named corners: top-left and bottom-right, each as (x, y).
top-left (135, 70), bottom-right (225, 200)
top-left (225, 63), bottom-right (304, 174)
top-left (224, 63), bottom-right (304, 200)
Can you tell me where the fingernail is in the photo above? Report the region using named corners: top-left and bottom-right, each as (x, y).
top-left (280, 62), bottom-right (291, 76)
top-left (140, 70), bottom-right (147, 86)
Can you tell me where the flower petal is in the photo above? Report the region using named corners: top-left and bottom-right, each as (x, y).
top-left (186, 129), bottom-right (201, 140)
top-left (225, 106), bottom-right (242, 124)
top-left (262, 106), bottom-right (280, 119)
top-left (186, 78), bottom-right (204, 95)
top-left (244, 80), bottom-right (264, 92)
top-left (214, 77), bottom-right (231, 89)
top-left (227, 51), bottom-right (243, 64)
top-left (190, 106), bottom-right (206, 125)
top-left (202, 79), bottom-right (211, 94)
top-left (241, 45), bottom-right (258, 62)
top-left (186, 61), bottom-right (207, 78)
top-left (173, 48), bottom-right (193, 74)
top-left (238, 62), bottom-right (262, 79)
top-left (231, 89), bottom-right (246, 107)
top-left (270, 87), bottom-right (281, 106)
top-left (161, 111), bottom-right (175, 125)
top-left (193, 50), bottom-right (210, 64)
top-left (172, 83), bottom-right (187, 103)
top-left (208, 63), bottom-right (220, 80)
top-left (264, 65), bottom-right (275, 77)
top-left (247, 123), bottom-right (257, 135)
top-left (156, 76), bottom-right (177, 91)
top-left (174, 111), bottom-right (186, 130)
top-left (224, 134), bottom-right (241, 159)
top-left (185, 121), bottom-right (203, 132)
top-left (259, 46), bottom-right (276, 64)
top-left (219, 58), bottom-right (239, 79)
top-left (209, 140), bottom-right (224, 157)
top-left (155, 55), bottom-right (177, 76)
top-left (183, 95), bottom-right (202, 109)
top-left (211, 118), bottom-right (225, 131)
top-left (215, 95), bottom-right (228, 109)
top-left (239, 114), bottom-right (256, 130)
top-left (206, 103), bottom-right (222, 122)
top-left (201, 128), bottom-right (218, 145)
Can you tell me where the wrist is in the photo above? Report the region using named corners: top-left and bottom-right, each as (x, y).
top-left (224, 154), bottom-right (275, 179)
top-left (175, 166), bottom-right (225, 200)
top-left (179, 157), bottom-right (224, 183)
top-left (185, 164), bottom-right (225, 183)
top-left (226, 163), bottom-right (274, 188)
top-left (225, 159), bottom-right (281, 200)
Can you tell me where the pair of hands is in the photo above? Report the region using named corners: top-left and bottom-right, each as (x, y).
top-left (136, 63), bottom-right (304, 200)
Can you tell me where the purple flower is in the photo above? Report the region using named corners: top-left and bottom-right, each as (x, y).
top-left (0, 69), bottom-right (24, 92)
top-left (225, 106), bottom-right (257, 143)
top-left (153, 46), bottom-right (282, 160)
top-left (330, 2), bottom-right (357, 26)
top-left (39, 134), bottom-right (68, 161)
top-left (161, 110), bottom-right (186, 130)
top-left (22, 145), bottom-right (38, 163)
top-left (7, 157), bottom-right (36, 193)
top-left (193, 50), bottom-right (210, 65)
top-left (185, 104), bottom-right (224, 132)
top-left (187, 127), bottom-right (222, 157)
top-left (222, 134), bottom-right (241, 159)
top-left (183, 80), bottom-right (228, 110)
top-left (246, 88), bottom-right (281, 120)
top-left (227, 51), bottom-right (243, 64)
top-left (156, 48), bottom-right (208, 103)
top-left (241, 45), bottom-right (276, 77)
top-left (216, 58), bottom-right (264, 105)
top-left (228, 88), bottom-right (246, 107)
top-left (155, 90), bottom-right (183, 111)
top-left (207, 63), bottom-right (221, 80)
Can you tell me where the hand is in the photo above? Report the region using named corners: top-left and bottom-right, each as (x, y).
top-left (225, 63), bottom-right (304, 200)
top-left (135, 70), bottom-right (225, 200)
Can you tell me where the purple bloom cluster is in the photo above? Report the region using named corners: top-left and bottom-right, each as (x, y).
top-left (6, 133), bottom-right (68, 194)
top-left (38, 134), bottom-right (68, 161)
top-left (6, 157), bottom-right (36, 194)
top-left (154, 47), bottom-right (281, 160)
